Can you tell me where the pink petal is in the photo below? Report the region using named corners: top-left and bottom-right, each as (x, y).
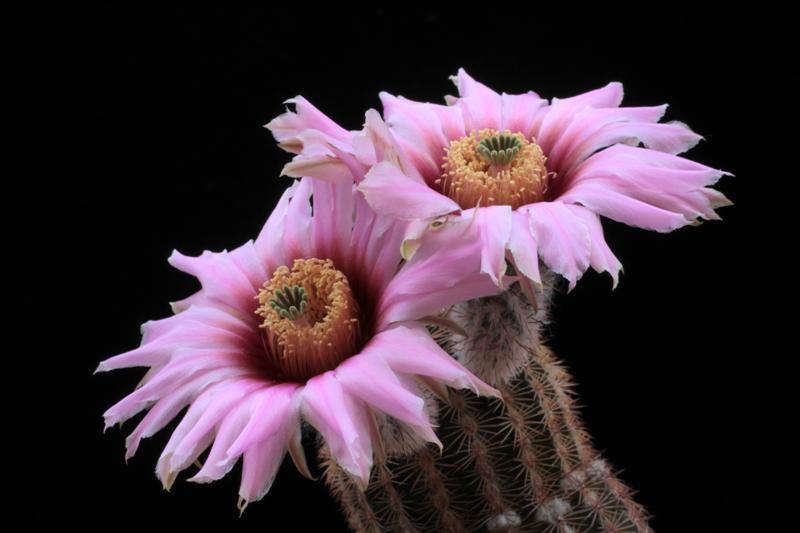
top-left (189, 390), bottom-right (266, 484)
top-left (559, 121), bottom-right (703, 178)
top-left (561, 181), bottom-right (690, 232)
top-left (533, 82), bottom-right (624, 153)
top-left (500, 91), bottom-right (548, 137)
top-left (358, 109), bottom-right (426, 184)
top-left (335, 352), bottom-right (431, 434)
top-left (426, 100), bottom-right (467, 140)
top-left (380, 92), bottom-right (451, 182)
top-left (254, 180), bottom-right (298, 274)
top-left (103, 348), bottom-right (250, 427)
top-left (507, 210), bottom-right (542, 286)
top-left (281, 129), bottom-right (357, 184)
top-left (377, 213), bottom-right (501, 327)
top-left (96, 310), bottom-right (252, 373)
top-left (237, 430), bottom-right (292, 509)
top-left (188, 384), bottom-right (299, 493)
top-left (522, 201), bottom-right (592, 290)
top-left (122, 367), bottom-right (251, 458)
top-left (266, 96), bottom-right (352, 154)
top-left (359, 161), bottom-right (460, 220)
top-left (450, 68), bottom-right (503, 131)
top-left (349, 194), bottom-right (404, 295)
top-left (546, 105), bottom-right (668, 175)
top-left (559, 145), bottom-right (730, 232)
top-left (301, 371), bottom-right (373, 485)
top-left (278, 176), bottom-right (314, 260)
top-left (370, 325), bottom-right (498, 398)
top-left (568, 205), bottom-right (622, 288)
top-left (155, 378), bottom-right (262, 487)
top-left (168, 379), bottom-right (267, 471)
top-left (168, 249), bottom-right (259, 315)
top-left (222, 383), bottom-right (300, 462)
top-left (474, 206), bottom-right (513, 286)
top-left (310, 178), bottom-right (355, 265)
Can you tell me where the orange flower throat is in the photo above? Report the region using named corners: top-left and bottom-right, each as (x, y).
top-left (256, 258), bottom-right (360, 382)
top-left (438, 129), bottom-right (549, 209)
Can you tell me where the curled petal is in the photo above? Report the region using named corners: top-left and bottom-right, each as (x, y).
top-left (266, 96), bottom-right (352, 154)
top-left (359, 162), bottom-right (460, 220)
top-left (378, 213), bottom-right (501, 327)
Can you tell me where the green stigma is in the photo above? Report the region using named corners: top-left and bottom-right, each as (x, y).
top-left (269, 284), bottom-right (308, 320)
top-left (476, 133), bottom-right (522, 166)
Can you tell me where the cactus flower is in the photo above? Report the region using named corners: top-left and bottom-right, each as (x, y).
top-left (273, 69), bottom-right (731, 293)
top-left (97, 177), bottom-right (500, 512)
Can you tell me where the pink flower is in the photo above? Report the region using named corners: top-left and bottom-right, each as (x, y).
top-left (97, 177), bottom-right (499, 512)
top-left (272, 70), bottom-right (731, 292)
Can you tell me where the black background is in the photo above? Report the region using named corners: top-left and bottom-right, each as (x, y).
top-left (9, 5), bottom-right (777, 532)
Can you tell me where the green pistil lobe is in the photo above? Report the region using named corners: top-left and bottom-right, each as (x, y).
top-left (477, 133), bottom-right (522, 166)
top-left (269, 285), bottom-right (308, 320)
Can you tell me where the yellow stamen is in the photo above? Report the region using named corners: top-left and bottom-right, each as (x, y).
top-left (256, 258), bottom-right (360, 381)
top-left (438, 129), bottom-right (549, 209)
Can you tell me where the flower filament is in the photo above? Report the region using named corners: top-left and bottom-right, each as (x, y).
top-left (257, 258), bottom-right (361, 381)
top-left (438, 129), bottom-right (549, 209)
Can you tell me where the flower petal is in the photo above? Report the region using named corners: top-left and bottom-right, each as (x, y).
top-left (507, 210), bottom-right (542, 287)
top-left (96, 308), bottom-right (253, 373)
top-left (450, 68), bottom-right (503, 131)
top-left (474, 205), bottom-right (513, 286)
top-left (237, 430), bottom-right (292, 510)
top-left (500, 91), bottom-right (548, 137)
top-left (222, 384), bottom-right (300, 462)
top-left (359, 161), bottom-right (460, 220)
top-left (371, 325), bottom-right (498, 398)
top-left (310, 178), bottom-right (355, 265)
top-left (301, 371), bottom-right (373, 486)
top-left (188, 384), bottom-right (299, 487)
top-left (546, 105), bottom-right (668, 175)
top-left (122, 367), bottom-right (251, 459)
top-left (358, 109), bottom-right (426, 184)
top-left (533, 82), bottom-right (624, 153)
top-left (378, 213), bottom-right (501, 327)
top-left (103, 348), bottom-right (251, 427)
top-left (168, 249), bottom-right (259, 315)
top-left (154, 378), bottom-right (264, 488)
top-left (336, 352), bottom-right (432, 436)
top-left (380, 92), bottom-right (450, 182)
top-left (568, 205), bottom-right (622, 288)
top-left (266, 96), bottom-right (352, 154)
top-left (522, 201), bottom-right (592, 290)
top-left (559, 144), bottom-right (730, 231)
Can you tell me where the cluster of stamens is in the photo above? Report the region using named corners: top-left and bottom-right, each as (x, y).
top-left (438, 129), bottom-right (549, 209)
top-left (256, 258), bottom-right (360, 381)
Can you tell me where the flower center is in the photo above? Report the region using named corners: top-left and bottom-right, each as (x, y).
top-left (256, 258), bottom-right (361, 382)
top-left (438, 129), bottom-right (549, 209)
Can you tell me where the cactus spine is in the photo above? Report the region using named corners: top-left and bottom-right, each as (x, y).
top-left (322, 274), bottom-right (651, 532)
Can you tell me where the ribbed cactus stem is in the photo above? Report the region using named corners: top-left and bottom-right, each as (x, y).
top-left (322, 355), bottom-right (650, 531)
top-left (321, 270), bottom-right (650, 532)
top-left (320, 446), bottom-right (381, 532)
